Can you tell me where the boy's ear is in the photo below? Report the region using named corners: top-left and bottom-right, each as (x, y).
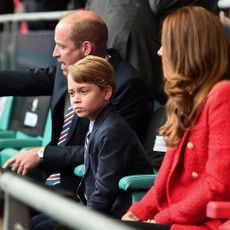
top-left (81, 41), bottom-right (94, 56)
top-left (104, 86), bottom-right (113, 101)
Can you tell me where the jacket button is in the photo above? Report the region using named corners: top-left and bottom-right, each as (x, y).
top-left (187, 142), bottom-right (194, 149)
top-left (191, 172), bottom-right (199, 179)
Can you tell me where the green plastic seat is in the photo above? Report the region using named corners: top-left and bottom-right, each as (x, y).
top-left (0, 148), bottom-right (20, 166)
top-left (0, 96), bottom-right (51, 148)
top-left (74, 164), bottom-right (157, 203)
top-left (0, 110), bottom-right (52, 167)
top-left (0, 97), bottom-right (15, 138)
top-left (118, 105), bottom-right (166, 203)
top-left (74, 164), bottom-right (85, 178)
top-left (118, 174), bottom-right (157, 203)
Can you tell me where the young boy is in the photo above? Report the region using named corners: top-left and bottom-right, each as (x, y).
top-left (67, 55), bottom-right (152, 218)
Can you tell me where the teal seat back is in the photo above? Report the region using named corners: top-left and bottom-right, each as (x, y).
top-left (0, 97), bottom-right (14, 131)
top-left (74, 164), bottom-right (157, 203)
top-left (41, 110), bottom-right (52, 146)
top-left (119, 172), bottom-right (157, 203)
top-left (0, 109), bottom-right (52, 166)
top-left (119, 105), bottom-right (166, 203)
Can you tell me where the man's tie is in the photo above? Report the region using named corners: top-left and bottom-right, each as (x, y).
top-left (57, 106), bottom-right (75, 146)
top-left (46, 106), bottom-right (74, 186)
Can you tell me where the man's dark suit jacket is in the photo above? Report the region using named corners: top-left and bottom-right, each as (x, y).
top-left (83, 103), bottom-right (152, 218)
top-left (0, 49), bottom-right (150, 192)
top-left (87, 0), bottom-right (165, 103)
top-left (148, 0), bottom-right (219, 17)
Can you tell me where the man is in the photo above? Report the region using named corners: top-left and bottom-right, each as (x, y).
top-left (86, 0), bottom-right (166, 103)
top-left (148, 0), bottom-right (219, 16)
top-left (1, 10), bottom-right (150, 194)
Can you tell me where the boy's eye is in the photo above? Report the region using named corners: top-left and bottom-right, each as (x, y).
top-left (80, 89), bottom-right (88, 94)
top-left (69, 91), bottom-right (74, 97)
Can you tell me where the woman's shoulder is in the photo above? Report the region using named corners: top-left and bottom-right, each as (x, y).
top-left (209, 80), bottom-right (230, 98)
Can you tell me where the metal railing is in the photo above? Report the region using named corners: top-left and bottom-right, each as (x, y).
top-left (0, 11), bottom-right (71, 71)
top-left (0, 11), bottom-right (70, 24)
top-left (0, 172), bottom-right (137, 230)
top-left (218, 0), bottom-right (230, 9)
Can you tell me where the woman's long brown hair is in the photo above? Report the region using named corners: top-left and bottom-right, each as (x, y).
top-left (160, 6), bottom-right (230, 147)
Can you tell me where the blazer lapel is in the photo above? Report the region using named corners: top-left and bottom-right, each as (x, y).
top-left (83, 104), bottom-right (113, 174)
top-left (51, 63), bottom-right (67, 109)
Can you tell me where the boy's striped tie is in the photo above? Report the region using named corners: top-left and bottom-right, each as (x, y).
top-left (46, 106), bottom-right (74, 186)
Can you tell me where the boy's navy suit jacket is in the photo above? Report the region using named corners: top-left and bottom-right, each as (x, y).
top-left (83, 103), bottom-right (152, 218)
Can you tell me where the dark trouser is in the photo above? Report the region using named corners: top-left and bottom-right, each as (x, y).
top-left (27, 166), bottom-right (81, 196)
top-left (31, 214), bottom-right (58, 230)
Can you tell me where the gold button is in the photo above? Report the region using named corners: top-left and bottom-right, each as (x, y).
top-left (191, 172), bottom-right (199, 179)
top-left (187, 142), bottom-right (194, 149)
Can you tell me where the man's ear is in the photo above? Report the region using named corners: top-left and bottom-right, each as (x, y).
top-left (81, 41), bottom-right (94, 56)
top-left (104, 86), bottom-right (113, 101)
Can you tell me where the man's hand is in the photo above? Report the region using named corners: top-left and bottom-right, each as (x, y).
top-left (3, 147), bottom-right (44, 176)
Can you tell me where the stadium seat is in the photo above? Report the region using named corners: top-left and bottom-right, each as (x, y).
top-left (0, 97), bottom-right (52, 166)
top-left (74, 164), bottom-right (85, 178)
top-left (0, 96), bottom-right (15, 138)
top-left (118, 105), bottom-right (166, 202)
top-left (0, 109), bottom-right (51, 166)
top-left (0, 96), bottom-right (51, 147)
top-left (119, 174), bottom-right (157, 203)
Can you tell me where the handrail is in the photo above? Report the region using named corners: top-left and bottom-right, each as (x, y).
top-left (0, 11), bottom-right (67, 70)
top-left (0, 172), bottom-right (136, 230)
top-left (0, 10), bottom-right (71, 23)
top-left (218, 0), bottom-right (230, 9)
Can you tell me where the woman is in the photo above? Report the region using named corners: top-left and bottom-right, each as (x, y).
top-left (122, 6), bottom-right (230, 230)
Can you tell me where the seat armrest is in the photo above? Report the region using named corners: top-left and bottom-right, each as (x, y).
top-left (74, 164), bottom-right (85, 177)
top-left (119, 174), bottom-right (156, 191)
top-left (0, 131), bottom-right (16, 138)
top-left (0, 148), bottom-right (20, 166)
top-left (0, 139), bottom-right (42, 149)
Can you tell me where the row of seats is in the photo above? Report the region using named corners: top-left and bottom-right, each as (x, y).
top-left (1, 97), bottom-right (230, 229)
top-left (0, 95), bottom-right (165, 202)
top-left (0, 96), bottom-right (51, 166)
